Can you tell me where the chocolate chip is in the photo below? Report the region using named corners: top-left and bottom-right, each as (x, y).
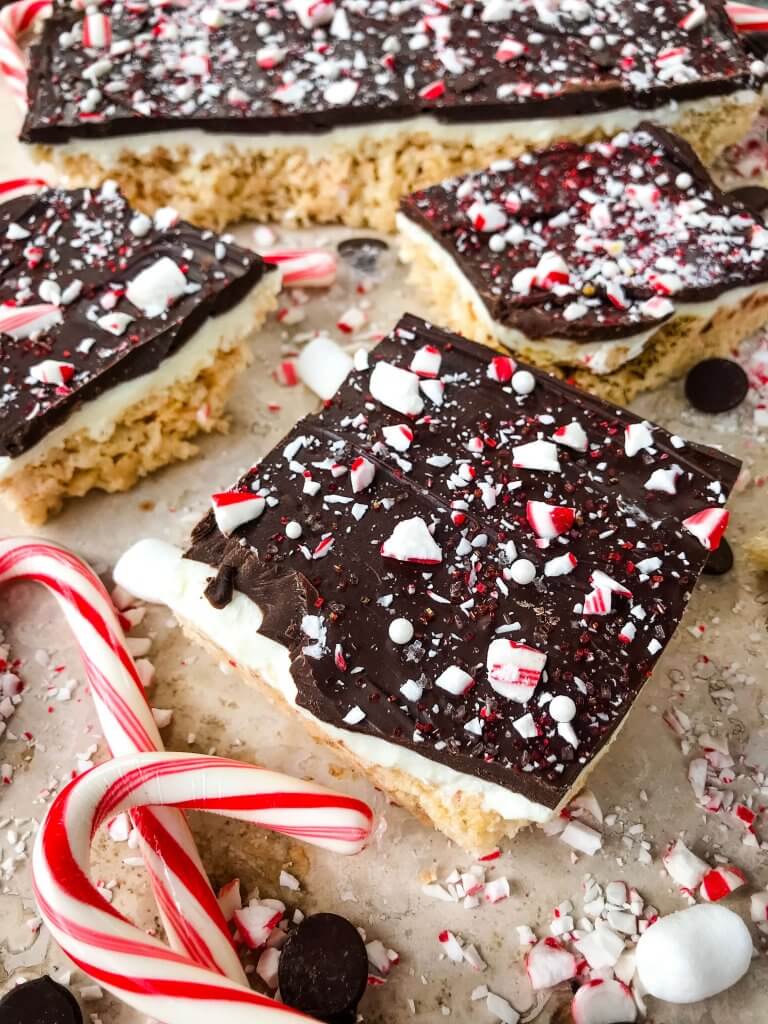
top-left (703, 537), bottom-right (734, 576)
top-left (0, 977), bottom-right (82, 1024)
top-left (337, 237), bottom-right (388, 275)
top-left (684, 358), bottom-right (748, 413)
top-left (277, 913), bottom-right (368, 1024)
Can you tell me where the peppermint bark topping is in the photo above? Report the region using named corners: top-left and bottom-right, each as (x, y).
top-left (400, 124), bottom-right (768, 346)
top-left (24, 2), bottom-right (756, 145)
top-left (186, 314), bottom-right (739, 809)
top-left (0, 185), bottom-right (273, 459)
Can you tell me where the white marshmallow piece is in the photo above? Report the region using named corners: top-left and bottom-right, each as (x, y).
top-left (636, 904), bottom-right (752, 1004)
top-left (126, 257), bottom-right (186, 317)
top-left (369, 361), bottom-right (424, 417)
top-left (297, 335), bottom-right (353, 400)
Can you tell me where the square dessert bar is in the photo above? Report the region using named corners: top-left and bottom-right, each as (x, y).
top-left (0, 182), bottom-right (280, 524)
top-left (115, 314), bottom-right (740, 851)
top-left (398, 124), bottom-right (768, 403)
top-left (21, 0), bottom-right (761, 231)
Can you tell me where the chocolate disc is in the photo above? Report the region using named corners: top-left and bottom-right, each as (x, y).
top-left (277, 913), bottom-right (368, 1024)
top-left (0, 977), bottom-right (82, 1024)
top-left (703, 537), bottom-right (734, 577)
top-left (684, 358), bottom-right (749, 414)
top-left (337, 237), bottom-right (389, 275)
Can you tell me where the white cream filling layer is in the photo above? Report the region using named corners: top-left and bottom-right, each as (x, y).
top-left (0, 272), bottom-right (281, 481)
top-left (114, 539), bottom-right (554, 827)
top-left (397, 213), bottom-right (768, 375)
top-left (44, 91), bottom-right (757, 168)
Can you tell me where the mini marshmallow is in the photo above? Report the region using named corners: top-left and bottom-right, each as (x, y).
top-left (297, 335), bottom-right (353, 400)
top-left (636, 904), bottom-right (752, 1004)
top-left (126, 257), bottom-right (186, 316)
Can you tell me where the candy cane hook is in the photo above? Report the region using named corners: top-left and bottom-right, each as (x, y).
top-left (33, 751), bottom-right (372, 1024)
top-left (0, 0), bottom-right (51, 108)
top-left (0, 538), bottom-right (244, 981)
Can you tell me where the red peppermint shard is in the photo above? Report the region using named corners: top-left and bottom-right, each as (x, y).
top-left (526, 500), bottom-right (576, 539)
top-left (211, 491), bottom-right (266, 536)
top-left (486, 639), bottom-right (547, 702)
top-left (381, 516), bottom-right (442, 564)
top-left (682, 507), bottom-right (729, 550)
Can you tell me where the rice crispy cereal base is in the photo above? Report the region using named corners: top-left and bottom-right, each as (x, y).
top-left (0, 281), bottom-right (279, 525)
top-left (35, 94), bottom-right (760, 232)
top-left (397, 232), bottom-right (768, 405)
top-left (746, 531), bottom-right (768, 570)
top-left (179, 620), bottom-right (635, 852)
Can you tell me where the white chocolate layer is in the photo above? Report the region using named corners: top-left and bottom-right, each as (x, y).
top-left (0, 271), bottom-right (282, 481)
top-left (46, 91), bottom-right (757, 168)
top-left (396, 213), bottom-right (768, 374)
top-left (114, 539), bottom-right (554, 827)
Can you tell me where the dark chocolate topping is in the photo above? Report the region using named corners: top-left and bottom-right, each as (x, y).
top-left (0, 184), bottom-right (273, 459)
top-left (22, 0), bottom-right (757, 146)
top-left (185, 314), bottom-right (740, 811)
top-left (0, 977), bottom-right (82, 1024)
top-left (399, 124), bottom-right (768, 344)
top-left (277, 913), bottom-right (368, 1024)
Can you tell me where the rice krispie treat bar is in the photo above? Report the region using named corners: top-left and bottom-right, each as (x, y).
top-left (115, 314), bottom-right (740, 851)
top-left (19, 0), bottom-right (763, 231)
top-left (398, 124), bottom-right (768, 404)
top-left (0, 182), bottom-right (280, 524)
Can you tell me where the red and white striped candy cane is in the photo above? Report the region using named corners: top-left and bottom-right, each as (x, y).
top-left (33, 751), bottom-right (372, 1023)
top-left (0, 539), bottom-right (245, 983)
top-left (726, 2), bottom-right (768, 32)
top-left (0, 175), bottom-right (47, 201)
top-left (261, 249), bottom-right (337, 288)
top-left (0, 0), bottom-right (51, 107)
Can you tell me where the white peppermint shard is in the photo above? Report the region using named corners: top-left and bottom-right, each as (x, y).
top-left (127, 257), bottom-right (187, 317)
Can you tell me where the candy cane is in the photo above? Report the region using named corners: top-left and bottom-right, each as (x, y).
top-left (0, 0), bottom-right (52, 107)
top-left (726, 2), bottom-right (768, 32)
top-left (33, 751), bottom-right (372, 1023)
top-left (261, 249), bottom-right (337, 288)
top-left (0, 539), bottom-right (245, 982)
top-left (0, 176), bottom-right (47, 200)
